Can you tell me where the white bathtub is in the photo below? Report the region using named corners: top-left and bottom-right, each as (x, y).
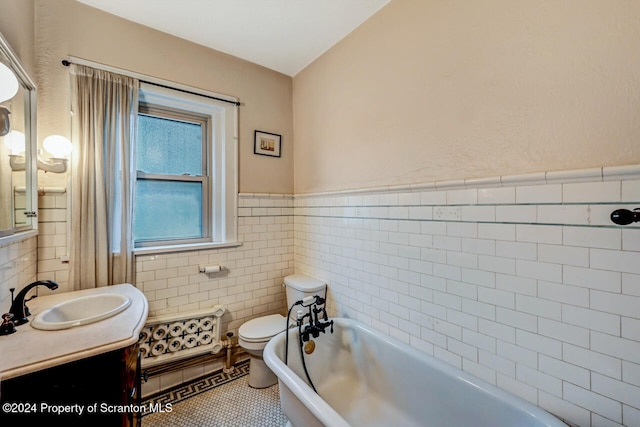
top-left (264, 318), bottom-right (567, 427)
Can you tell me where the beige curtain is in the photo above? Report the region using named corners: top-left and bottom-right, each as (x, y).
top-left (69, 64), bottom-right (138, 289)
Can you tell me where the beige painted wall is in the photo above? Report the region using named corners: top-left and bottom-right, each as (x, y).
top-left (0, 0), bottom-right (34, 74)
top-left (293, 0), bottom-right (640, 194)
top-left (34, 0), bottom-right (293, 194)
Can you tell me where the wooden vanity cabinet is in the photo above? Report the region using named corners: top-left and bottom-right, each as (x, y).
top-left (0, 343), bottom-right (141, 427)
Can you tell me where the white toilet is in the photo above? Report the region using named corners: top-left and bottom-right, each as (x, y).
top-left (238, 274), bottom-right (327, 388)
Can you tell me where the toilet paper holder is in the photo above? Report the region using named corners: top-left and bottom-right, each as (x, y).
top-left (199, 265), bottom-right (227, 274)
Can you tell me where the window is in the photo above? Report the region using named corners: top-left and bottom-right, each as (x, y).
top-left (134, 83), bottom-right (238, 250)
top-left (135, 106), bottom-right (209, 245)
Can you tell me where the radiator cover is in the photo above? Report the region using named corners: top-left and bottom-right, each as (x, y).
top-left (139, 306), bottom-right (225, 368)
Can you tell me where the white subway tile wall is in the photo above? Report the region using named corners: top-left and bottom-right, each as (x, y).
top-left (37, 192), bottom-right (69, 285)
top-left (294, 177), bottom-right (640, 427)
top-left (0, 190), bottom-right (64, 314)
top-left (0, 237), bottom-right (37, 314)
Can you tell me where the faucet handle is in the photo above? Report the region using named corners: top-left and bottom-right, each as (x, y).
top-left (0, 313), bottom-right (17, 335)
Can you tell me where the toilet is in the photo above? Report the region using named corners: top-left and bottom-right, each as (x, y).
top-left (238, 274), bottom-right (327, 388)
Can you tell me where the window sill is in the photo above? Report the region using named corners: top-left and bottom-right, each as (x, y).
top-left (133, 241), bottom-right (242, 256)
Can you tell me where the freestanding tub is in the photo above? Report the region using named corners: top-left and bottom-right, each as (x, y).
top-left (264, 318), bottom-right (567, 427)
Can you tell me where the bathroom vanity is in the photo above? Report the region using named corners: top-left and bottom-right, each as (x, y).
top-left (0, 284), bottom-right (148, 426)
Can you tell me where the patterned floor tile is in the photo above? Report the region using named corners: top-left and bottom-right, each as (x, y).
top-left (143, 361), bottom-right (288, 427)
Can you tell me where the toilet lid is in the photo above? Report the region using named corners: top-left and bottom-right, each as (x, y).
top-left (239, 314), bottom-right (286, 342)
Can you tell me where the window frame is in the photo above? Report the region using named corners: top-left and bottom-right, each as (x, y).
top-left (135, 105), bottom-right (211, 247)
top-left (133, 82), bottom-right (238, 253)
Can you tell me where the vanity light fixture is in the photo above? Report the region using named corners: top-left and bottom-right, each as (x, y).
top-left (0, 62), bottom-right (19, 137)
top-left (39, 135), bottom-right (72, 173)
top-left (5, 130), bottom-right (26, 171)
top-left (0, 62), bottom-right (19, 101)
top-left (7, 134), bottom-right (72, 173)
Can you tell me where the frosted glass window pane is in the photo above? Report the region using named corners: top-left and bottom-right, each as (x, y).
top-left (137, 114), bottom-right (202, 175)
top-left (134, 180), bottom-right (202, 241)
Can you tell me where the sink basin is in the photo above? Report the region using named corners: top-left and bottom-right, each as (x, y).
top-left (31, 293), bottom-right (132, 331)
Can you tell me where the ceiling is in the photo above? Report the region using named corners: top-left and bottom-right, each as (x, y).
top-left (76, 0), bottom-right (391, 76)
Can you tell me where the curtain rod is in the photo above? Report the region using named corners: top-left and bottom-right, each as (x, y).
top-left (61, 59), bottom-right (242, 107)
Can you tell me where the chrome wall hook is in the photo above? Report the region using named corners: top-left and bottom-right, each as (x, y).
top-left (610, 208), bottom-right (640, 225)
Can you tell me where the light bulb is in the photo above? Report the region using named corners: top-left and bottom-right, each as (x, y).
top-left (0, 62), bottom-right (19, 103)
top-left (43, 135), bottom-right (72, 158)
top-left (4, 130), bottom-right (25, 154)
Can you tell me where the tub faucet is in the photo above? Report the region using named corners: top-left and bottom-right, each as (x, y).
top-left (9, 280), bottom-right (59, 326)
top-left (301, 300), bottom-right (334, 342)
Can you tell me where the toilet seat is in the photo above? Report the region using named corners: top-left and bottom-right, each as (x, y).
top-left (238, 314), bottom-right (286, 343)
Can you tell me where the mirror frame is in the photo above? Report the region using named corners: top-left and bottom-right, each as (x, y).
top-left (0, 32), bottom-right (37, 243)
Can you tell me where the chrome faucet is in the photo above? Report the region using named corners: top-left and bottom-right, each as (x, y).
top-left (9, 280), bottom-right (59, 326)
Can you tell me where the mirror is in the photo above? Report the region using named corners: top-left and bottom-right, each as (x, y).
top-left (0, 32), bottom-right (37, 240)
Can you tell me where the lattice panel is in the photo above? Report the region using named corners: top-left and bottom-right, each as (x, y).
top-left (139, 306), bottom-right (225, 368)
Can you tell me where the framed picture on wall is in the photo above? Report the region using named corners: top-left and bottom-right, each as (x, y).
top-left (254, 130), bottom-right (282, 157)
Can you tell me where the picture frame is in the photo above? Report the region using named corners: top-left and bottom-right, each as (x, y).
top-left (254, 130), bottom-right (282, 157)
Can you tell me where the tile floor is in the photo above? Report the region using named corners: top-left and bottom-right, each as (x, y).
top-left (143, 360), bottom-right (288, 427)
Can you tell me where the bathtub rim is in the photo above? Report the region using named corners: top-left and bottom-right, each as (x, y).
top-left (264, 317), bottom-right (567, 427)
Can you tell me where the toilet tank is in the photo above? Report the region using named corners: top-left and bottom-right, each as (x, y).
top-left (284, 275), bottom-right (327, 317)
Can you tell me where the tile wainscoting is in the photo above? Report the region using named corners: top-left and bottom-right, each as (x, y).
top-left (293, 166), bottom-right (640, 427)
top-left (37, 189), bottom-right (69, 286)
top-left (0, 236), bottom-right (37, 314)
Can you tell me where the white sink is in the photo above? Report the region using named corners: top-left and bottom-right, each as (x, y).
top-left (30, 293), bottom-right (132, 331)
